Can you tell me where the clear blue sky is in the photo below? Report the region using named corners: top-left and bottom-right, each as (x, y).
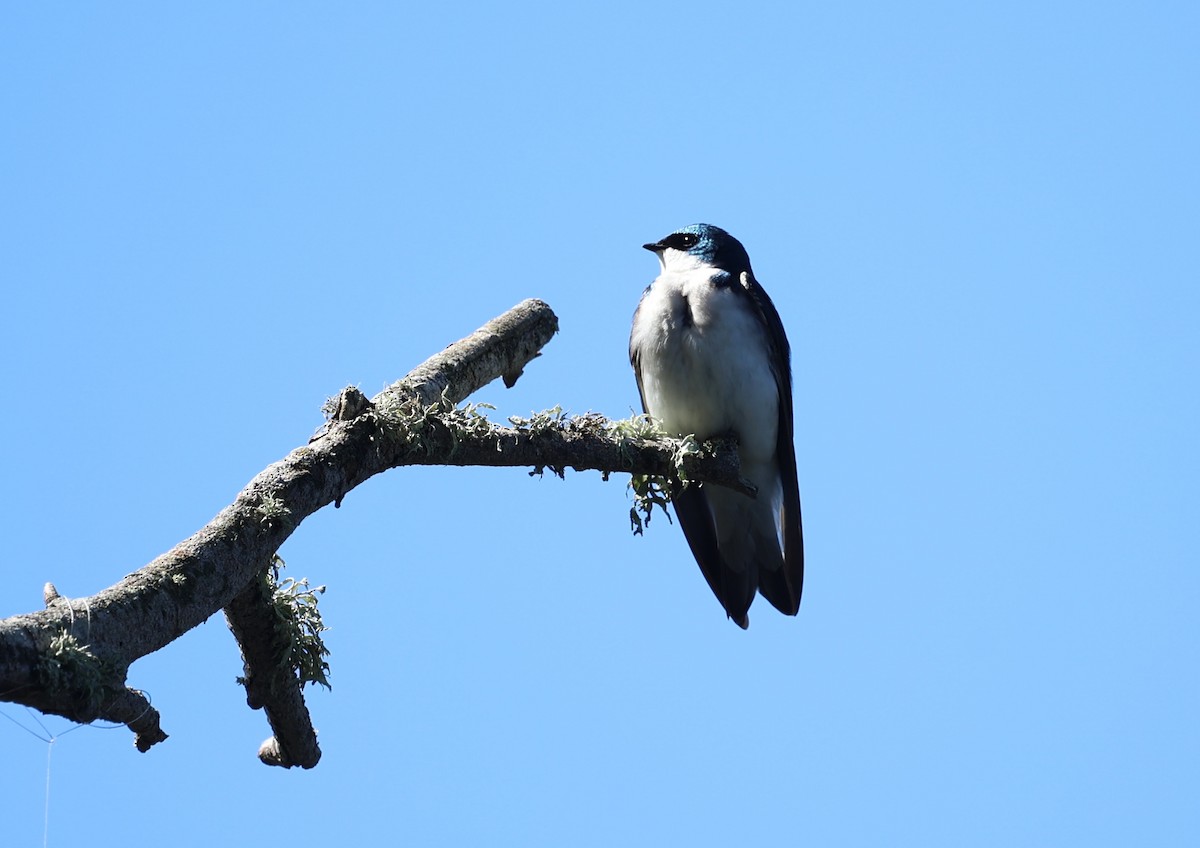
top-left (2, 3), bottom-right (1197, 845)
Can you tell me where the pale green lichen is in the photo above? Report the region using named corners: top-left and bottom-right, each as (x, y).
top-left (442, 400), bottom-right (500, 450)
top-left (265, 555), bottom-right (330, 691)
top-left (37, 629), bottom-right (108, 715)
top-left (607, 412), bottom-right (660, 454)
top-left (627, 472), bottom-right (674, 535)
top-left (376, 389), bottom-right (501, 458)
top-left (508, 405), bottom-right (574, 478)
top-left (320, 393), bottom-right (342, 420)
top-left (666, 433), bottom-right (706, 484)
top-left (508, 404), bottom-right (568, 433)
top-left (256, 494), bottom-right (291, 529)
top-left (372, 394), bottom-right (717, 536)
top-left (610, 415), bottom-right (710, 535)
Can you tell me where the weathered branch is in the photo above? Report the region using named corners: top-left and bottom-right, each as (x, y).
top-left (387, 410), bottom-right (754, 496)
top-left (224, 566), bottom-right (321, 769)
top-left (0, 297), bottom-right (747, 765)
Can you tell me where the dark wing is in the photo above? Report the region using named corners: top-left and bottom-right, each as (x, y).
top-left (737, 270), bottom-right (804, 615)
top-left (671, 484), bottom-right (755, 628)
top-left (630, 296), bottom-right (754, 628)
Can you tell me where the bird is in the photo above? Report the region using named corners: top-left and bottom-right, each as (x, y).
top-left (629, 223), bottom-right (803, 628)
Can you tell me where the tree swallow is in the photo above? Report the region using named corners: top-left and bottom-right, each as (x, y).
top-left (630, 224), bottom-right (803, 628)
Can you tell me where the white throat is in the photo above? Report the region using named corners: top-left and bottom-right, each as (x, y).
top-left (656, 247), bottom-right (710, 274)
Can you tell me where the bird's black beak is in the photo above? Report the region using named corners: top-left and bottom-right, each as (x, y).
top-left (642, 241), bottom-right (663, 252)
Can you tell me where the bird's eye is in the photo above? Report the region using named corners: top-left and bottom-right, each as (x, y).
top-left (663, 232), bottom-right (700, 251)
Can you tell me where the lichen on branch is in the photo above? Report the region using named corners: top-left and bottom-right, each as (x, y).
top-left (0, 297), bottom-right (750, 767)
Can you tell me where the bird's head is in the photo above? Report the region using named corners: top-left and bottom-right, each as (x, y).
top-left (643, 223), bottom-right (752, 274)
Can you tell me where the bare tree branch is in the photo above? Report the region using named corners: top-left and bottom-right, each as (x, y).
top-left (224, 565), bottom-right (322, 769)
top-left (0, 298), bottom-right (746, 766)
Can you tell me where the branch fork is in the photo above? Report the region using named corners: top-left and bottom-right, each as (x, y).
top-left (0, 298), bottom-right (748, 766)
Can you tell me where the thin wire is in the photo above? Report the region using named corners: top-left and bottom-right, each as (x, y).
top-left (54, 721), bottom-right (88, 738)
top-left (44, 738), bottom-right (54, 848)
top-left (62, 596), bottom-right (94, 644)
top-left (0, 707), bottom-right (52, 743)
top-left (26, 706), bottom-right (53, 740)
top-left (81, 597), bottom-right (93, 643)
top-left (10, 596), bottom-right (116, 848)
top-left (3, 687), bottom-right (154, 848)
top-left (108, 688), bottom-right (155, 728)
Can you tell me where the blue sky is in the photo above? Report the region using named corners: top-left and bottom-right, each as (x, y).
top-left (2, 2), bottom-right (1197, 845)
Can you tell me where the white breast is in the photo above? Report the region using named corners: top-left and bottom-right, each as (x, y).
top-left (631, 267), bottom-right (780, 470)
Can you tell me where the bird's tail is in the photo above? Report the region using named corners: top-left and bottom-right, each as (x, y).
top-left (755, 477), bottom-right (803, 616)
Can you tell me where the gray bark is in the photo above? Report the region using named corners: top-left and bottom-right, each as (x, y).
top-left (0, 298), bottom-right (749, 766)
